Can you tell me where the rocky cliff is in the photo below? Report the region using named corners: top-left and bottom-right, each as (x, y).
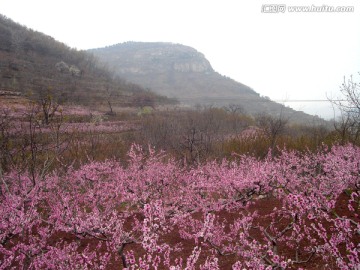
top-left (93, 42), bottom-right (213, 74)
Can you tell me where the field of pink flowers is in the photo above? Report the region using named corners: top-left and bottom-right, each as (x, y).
top-left (1, 103), bottom-right (136, 135)
top-left (1, 144), bottom-right (359, 269)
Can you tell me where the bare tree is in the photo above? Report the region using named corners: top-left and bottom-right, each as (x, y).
top-left (338, 75), bottom-right (360, 117)
top-left (0, 109), bottom-right (13, 173)
top-left (256, 112), bottom-right (289, 151)
top-left (105, 85), bottom-right (115, 115)
top-left (333, 112), bottom-right (360, 145)
top-left (224, 104), bottom-right (245, 115)
top-left (38, 89), bottom-right (60, 125)
top-left (330, 73), bottom-right (360, 144)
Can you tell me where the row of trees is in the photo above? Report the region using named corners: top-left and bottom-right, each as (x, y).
top-left (134, 74), bottom-right (360, 163)
top-left (1, 73), bottom-right (359, 175)
top-left (136, 106), bottom-right (331, 163)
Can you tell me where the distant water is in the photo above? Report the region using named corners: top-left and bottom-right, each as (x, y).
top-left (281, 100), bottom-right (339, 120)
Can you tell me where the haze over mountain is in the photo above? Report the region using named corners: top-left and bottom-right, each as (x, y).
top-left (90, 42), bottom-right (322, 123)
top-left (0, 15), bottom-right (170, 108)
top-left (0, 13), bottom-right (327, 124)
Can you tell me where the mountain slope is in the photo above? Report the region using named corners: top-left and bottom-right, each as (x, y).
top-left (0, 15), bottom-right (171, 109)
top-left (89, 42), bottom-right (256, 99)
top-left (89, 42), bottom-right (318, 122)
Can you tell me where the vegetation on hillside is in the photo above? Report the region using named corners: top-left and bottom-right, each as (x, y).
top-left (0, 15), bottom-right (175, 111)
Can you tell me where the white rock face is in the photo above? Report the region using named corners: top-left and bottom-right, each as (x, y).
top-left (55, 61), bottom-right (81, 77)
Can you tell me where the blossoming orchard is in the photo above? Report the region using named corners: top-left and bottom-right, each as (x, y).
top-left (1, 11), bottom-right (360, 269)
top-left (1, 142), bottom-right (359, 269)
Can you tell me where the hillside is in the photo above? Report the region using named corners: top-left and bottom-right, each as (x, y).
top-left (0, 15), bottom-right (172, 109)
top-left (89, 42), bottom-right (321, 123)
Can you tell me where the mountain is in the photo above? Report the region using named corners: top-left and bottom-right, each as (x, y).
top-left (89, 42), bottom-right (320, 122)
top-left (89, 42), bottom-right (256, 102)
top-left (0, 15), bottom-right (172, 109)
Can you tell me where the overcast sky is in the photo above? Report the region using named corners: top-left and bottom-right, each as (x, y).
top-left (1, 0), bottom-right (360, 119)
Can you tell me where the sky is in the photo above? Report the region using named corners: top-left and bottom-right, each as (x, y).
top-left (1, 0), bottom-right (360, 119)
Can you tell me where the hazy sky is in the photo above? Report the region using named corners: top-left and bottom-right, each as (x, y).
top-left (1, 0), bottom-right (360, 119)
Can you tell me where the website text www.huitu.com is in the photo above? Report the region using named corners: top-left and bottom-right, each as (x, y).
top-left (261, 4), bottom-right (354, 13)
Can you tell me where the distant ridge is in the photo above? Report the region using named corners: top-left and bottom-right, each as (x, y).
top-left (89, 42), bottom-right (322, 123)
